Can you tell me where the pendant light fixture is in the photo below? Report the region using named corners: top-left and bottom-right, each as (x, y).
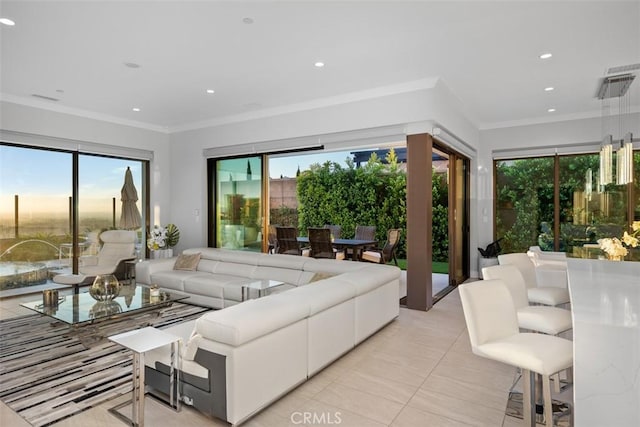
top-left (597, 72), bottom-right (635, 186)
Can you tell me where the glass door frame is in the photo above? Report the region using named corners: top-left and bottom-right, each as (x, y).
top-left (432, 140), bottom-right (470, 292)
top-left (0, 142), bottom-right (149, 275)
top-left (207, 155), bottom-right (266, 251)
top-left (448, 153), bottom-right (470, 285)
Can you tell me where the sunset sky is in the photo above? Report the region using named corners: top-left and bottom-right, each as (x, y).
top-left (1, 144), bottom-right (358, 219)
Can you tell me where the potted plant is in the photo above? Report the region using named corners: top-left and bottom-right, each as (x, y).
top-left (147, 223), bottom-right (180, 258)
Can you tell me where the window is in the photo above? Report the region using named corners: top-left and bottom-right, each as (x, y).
top-left (494, 151), bottom-right (639, 259)
top-left (0, 143), bottom-right (148, 292)
top-left (495, 157), bottom-right (554, 253)
top-left (210, 156), bottom-right (263, 251)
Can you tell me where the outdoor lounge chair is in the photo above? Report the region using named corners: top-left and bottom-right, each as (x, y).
top-left (361, 228), bottom-right (401, 266)
top-left (79, 230), bottom-right (136, 279)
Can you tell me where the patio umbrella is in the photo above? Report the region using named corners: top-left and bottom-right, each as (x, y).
top-left (119, 167), bottom-right (141, 230)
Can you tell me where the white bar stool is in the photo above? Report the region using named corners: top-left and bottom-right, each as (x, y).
top-left (459, 279), bottom-right (573, 427)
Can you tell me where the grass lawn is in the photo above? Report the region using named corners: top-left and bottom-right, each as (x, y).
top-left (395, 259), bottom-right (449, 274)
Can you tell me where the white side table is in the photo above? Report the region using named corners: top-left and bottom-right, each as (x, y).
top-left (108, 327), bottom-right (181, 427)
top-left (241, 279), bottom-right (285, 301)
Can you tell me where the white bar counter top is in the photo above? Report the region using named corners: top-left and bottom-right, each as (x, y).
top-left (566, 258), bottom-right (640, 427)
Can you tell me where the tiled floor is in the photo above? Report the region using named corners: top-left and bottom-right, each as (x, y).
top-left (0, 287), bottom-right (524, 427)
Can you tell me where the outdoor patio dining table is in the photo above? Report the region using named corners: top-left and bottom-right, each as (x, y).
top-left (297, 237), bottom-right (378, 261)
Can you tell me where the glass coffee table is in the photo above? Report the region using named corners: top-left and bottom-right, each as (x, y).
top-left (21, 284), bottom-right (188, 326)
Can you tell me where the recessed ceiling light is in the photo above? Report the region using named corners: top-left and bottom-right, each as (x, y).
top-left (242, 17), bottom-right (254, 24)
top-left (0, 18), bottom-right (15, 26)
top-left (544, 87), bottom-right (554, 92)
top-left (124, 62), bottom-right (140, 69)
top-left (206, 89), bottom-right (215, 94)
top-left (539, 53), bottom-right (553, 59)
top-left (132, 107), bottom-right (141, 112)
top-left (547, 108), bottom-right (556, 113)
top-left (314, 62), bottom-right (325, 68)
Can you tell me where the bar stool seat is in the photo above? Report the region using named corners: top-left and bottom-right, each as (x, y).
top-left (498, 253), bottom-right (570, 306)
top-left (482, 264), bottom-right (572, 336)
top-left (459, 279), bottom-right (573, 427)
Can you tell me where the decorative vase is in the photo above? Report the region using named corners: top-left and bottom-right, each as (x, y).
top-left (607, 254), bottom-right (623, 261)
top-left (89, 274), bottom-right (121, 301)
top-left (151, 248), bottom-right (173, 259)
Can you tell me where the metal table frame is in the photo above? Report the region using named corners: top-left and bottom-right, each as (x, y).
top-left (108, 327), bottom-right (181, 427)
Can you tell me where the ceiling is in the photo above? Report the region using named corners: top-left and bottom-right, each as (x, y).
top-left (1, 1), bottom-right (639, 133)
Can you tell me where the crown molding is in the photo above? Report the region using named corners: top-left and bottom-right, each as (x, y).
top-left (479, 106), bottom-right (640, 131)
top-left (170, 77), bottom-right (440, 133)
top-left (0, 93), bottom-right (170, 134)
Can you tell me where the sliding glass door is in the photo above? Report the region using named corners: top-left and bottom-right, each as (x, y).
top-left (210, 156), bottom-right (264, 251)
top-left (449, 154), bottom-right (469, 285)
top-left (0, 143), bottom-right (147, 292)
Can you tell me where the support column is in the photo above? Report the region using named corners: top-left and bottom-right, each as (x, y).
top-left (406, 133), bottom-right (433, 311)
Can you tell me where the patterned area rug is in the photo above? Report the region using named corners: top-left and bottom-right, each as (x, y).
top-left (0, 303), bottom-right (210, 426)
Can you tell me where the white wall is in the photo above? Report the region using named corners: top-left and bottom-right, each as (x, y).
top-left (0, 101), bottom-right (172, 228)
top-left (169, 82), bottom-right (481, 258)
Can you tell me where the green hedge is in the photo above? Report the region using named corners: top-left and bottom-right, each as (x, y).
top-left (295, 149), bottom-right (449, 261)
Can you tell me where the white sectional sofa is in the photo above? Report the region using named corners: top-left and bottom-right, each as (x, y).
top-left (135, 248), bottom-right (400, 425)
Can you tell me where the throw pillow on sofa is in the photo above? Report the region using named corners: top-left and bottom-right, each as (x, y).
top-left (174, 253), bottom-right (201, 271)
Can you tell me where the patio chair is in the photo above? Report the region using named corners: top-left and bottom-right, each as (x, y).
top-left (267, 224), bottom-right (278, 254)
top-left (275, 226), bottom-right (302, 255)
top-left (361, 228), bottom-right (401, 266)
top-left (347, 225), bottom-right (377, 259)
top-left (308, 227), bottom-right (345, 260)
top-left (79, 230), bottom-right (136, 279)
top-left (323, 224), bottom-right (342, 239)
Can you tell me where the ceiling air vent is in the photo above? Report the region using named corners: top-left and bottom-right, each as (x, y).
top-left (596, 73), bottom-right (635, 99)
top-left (31, 94), bottom-right (60, 102)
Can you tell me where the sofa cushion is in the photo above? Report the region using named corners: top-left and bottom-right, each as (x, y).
top-left (274, 278), bottom-right (356, 315)
top-left (339, 266), bottom-right (400, 295)
top-left (210, 249), bottom-right (261, 265)
top-left (195, 297), bottom-right (309, 346)
top-left (257, 253), bottom-right (309, 270)
top-left (195, 258), bottom-right (219, 273)
top-left (184, 275), bottom-right (254, 300)
top-left (150, 270), bottom-right (203, 292)
top-left (213, 261), bottom-right (257, 278)
top-left (174, 252), bottom-right (201, 271)
top-left (301, 258), bottom-right (364, 275)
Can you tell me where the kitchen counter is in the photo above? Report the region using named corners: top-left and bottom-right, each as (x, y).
top-left (566, 258), bottom-right (640, 427)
